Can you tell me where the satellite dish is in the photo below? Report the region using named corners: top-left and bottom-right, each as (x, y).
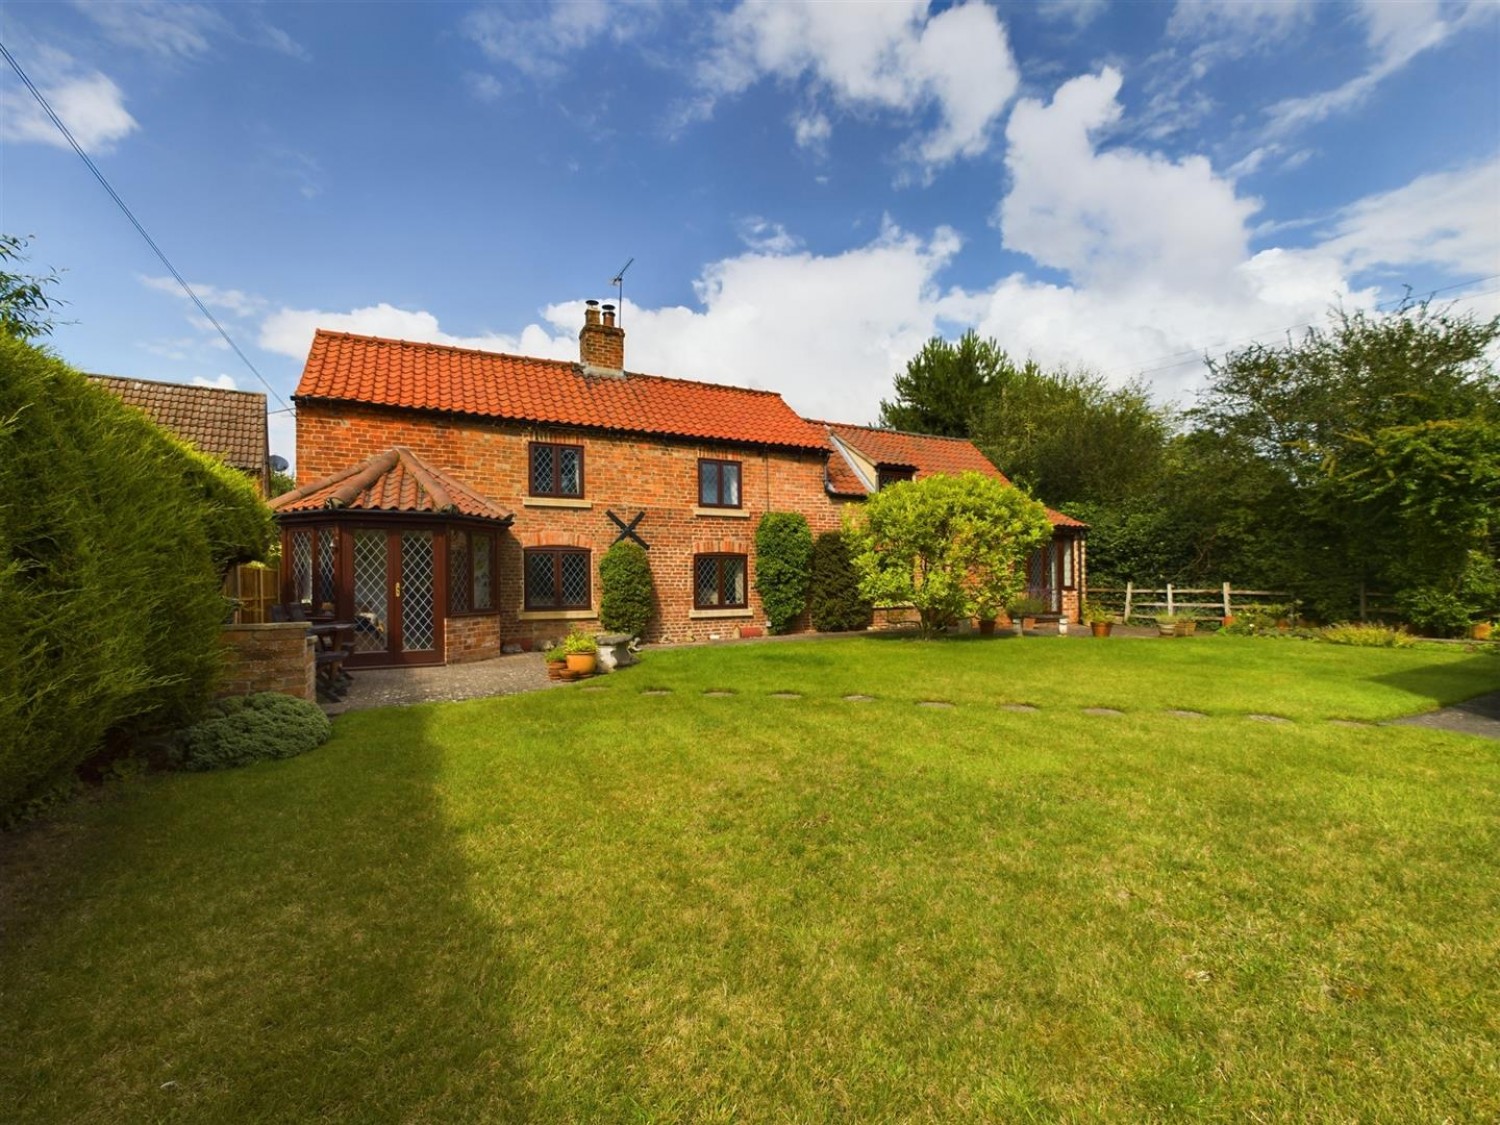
top-left (269, 454), bottom-right (289, 472)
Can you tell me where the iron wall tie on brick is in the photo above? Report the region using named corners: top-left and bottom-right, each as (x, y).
top-left (607, 509), bottom-right (649, 549)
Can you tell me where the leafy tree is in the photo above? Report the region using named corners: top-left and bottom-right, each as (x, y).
top-left (845, 472), bottom-right (1051, 638)
top-left (270, 469), bottom-right (296, 497)
top-left (809, 530), bottom-right (872, 632)
top-left (973, 364), bottom-right (1172, 506)
top-left (598, 541), bottom-right (655, 636)
top-left (0, 234), bottom-right (65, 340)
top-left (878, 331), bottom-right (1012, 437)
top-left (754, 512), bottom-right (814, 633)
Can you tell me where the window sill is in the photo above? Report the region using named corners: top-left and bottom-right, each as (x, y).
top-left (448, 608), bottom-right (499, 619)
top-left (518, 609), bottom-right (596, 621)
top-left (521, 496), bottom-right (592, 509)
top-left (693, 506), bottom-right (750, 519)
top-left (689, 607), bottom-right (753, 619)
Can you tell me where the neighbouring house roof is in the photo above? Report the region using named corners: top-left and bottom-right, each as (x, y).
top-left (817, 421), bottom-right (1087, 529)
top-left (270, 446), bottom-right (513, 523)
top-left (294, 330), bottom-right (831, 452)
top-left (88, 373), bottom-right (269, 479)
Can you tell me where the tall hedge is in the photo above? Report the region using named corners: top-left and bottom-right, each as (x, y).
top-left (598, 540), bottom-right (654, 637)
top-left (810, 530), bottom-right (873, 632)
top-left (754, 512), bottom-right (814, 634)
top-left (0, 336), bottom-right (272, 818)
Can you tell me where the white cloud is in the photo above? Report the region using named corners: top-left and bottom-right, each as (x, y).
top-left (462, 0), bottom-right (659, 80)
top-left (0, 60), bottom-right (138, 154)
top-left (1168, 0), bottom-right (1314, 44)
top-left (73, 0), bottom-right (224, 60)
top-left (736, 216), bottom-right (802, 254)
top-left (192, 373), bottom-right (239, 390)
top-left (1317, 158), bottom-right (1500, 279)
top-left (256, 304), bottom-right (578, 365)
top-left (1037, 0), bottom-right (1109, 30)
top-left (140, 275), bottom-right (266, 317)
top-left (998, 68), bottom-right (1258, 292)
top-left (1264, 0), bottom-right (1494, 135)
top-left (791, 109), bottom-right (831, 151)
top-left (698, 0), bottom-right (1019, 170)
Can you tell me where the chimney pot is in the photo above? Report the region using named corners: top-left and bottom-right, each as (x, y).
top-left (602, 303), bottom-right (616, 327)
top-left (584, 299), bottom-right (601, 327)
top-left (579, 297), bottom-right (625, 373)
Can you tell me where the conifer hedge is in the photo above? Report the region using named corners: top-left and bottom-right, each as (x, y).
top-left (0, 336), bottom-right (272, 818)
top-left (598, 540), bottom-right (654, 637)
top-left (810, 530), bottom-right (873, 632)
top-left (754, 512), bottom-right (814, 634)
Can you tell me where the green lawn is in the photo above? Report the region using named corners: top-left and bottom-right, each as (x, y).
top-left (3, 635), bottom-right (1498, 1122)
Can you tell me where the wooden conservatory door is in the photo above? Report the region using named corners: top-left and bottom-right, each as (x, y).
top-left (347, 527), bottom-right (445, 667)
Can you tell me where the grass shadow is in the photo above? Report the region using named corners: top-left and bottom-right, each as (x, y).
top-left (1366, 651), bottom-right (1500, 712)
top-left (0, 705), bottom-right (532, 1123)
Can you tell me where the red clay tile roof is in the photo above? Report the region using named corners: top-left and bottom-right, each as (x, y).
top-left (270, 446), bottom-right (513, 523)
top-left (819, 421), bottom-right (1086, 529)
top-left (88, 373), bottom-right (268, 475)
top-left (294, 330), bottom-right (830, 452)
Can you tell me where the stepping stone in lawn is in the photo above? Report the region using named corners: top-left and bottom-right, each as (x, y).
top-left (641, 689), bottom-right (672, 696)
top-left (917, 700), bottom-right (955, 709)
top-left (703, 690), bottom-right (735, 697)
top-left (844, 694), bottom-right (875, 702)
top-left (1083, 707), bottom-right (1125, 717)
top-left (769, 692), bottom-right (802, 700)
top-left (1166, 709), bottom-right (1206, 719)
top-left (1001, 703), bottom-right (1039, 713)
top-left (1247, 713), bottom-right (1291, 724)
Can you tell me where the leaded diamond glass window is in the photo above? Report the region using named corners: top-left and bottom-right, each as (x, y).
top-left (698, 459), bottom-right (741, 507)
top-left (530, 442), bottom-right (584, 497)
top-left (524, 548), bottom-right (590, 609)
top-left (473, 534), bottom-right (493, 610)
top-left (316, 527), bottom-right (336, 609)
top-left (290, 529), bottom-right (312, 606)
top-left (400, 531), bottom-right (436, 652)
top-left (694, 554), bottom-right (748, 609)
top-left (449, 529), bottom-right (471, 614)
top-left (352, 530), bottom-right (389, 654)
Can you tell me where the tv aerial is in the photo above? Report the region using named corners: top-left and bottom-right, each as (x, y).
top-left (610, 257), bottom-right (634, 323)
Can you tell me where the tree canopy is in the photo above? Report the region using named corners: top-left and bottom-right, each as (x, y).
top-left (878, 331), bottom-right (1011, 438)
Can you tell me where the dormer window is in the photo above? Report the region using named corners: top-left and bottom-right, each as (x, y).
top-left (530, 442), bottom-right (584, 498)
top-left (698, 459), bottom-right (742, 508)
top-left (876, 467), bottom-right (914, 490)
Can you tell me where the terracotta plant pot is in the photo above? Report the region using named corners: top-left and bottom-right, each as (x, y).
top-left (1090, 622), bottom-right (1112, 638)
top-left (546, 660), bottom-right (566, 680)
top-left (1221, 615), bottom-right (1235, 628)
top-left (1180, 620), bottom-right (1198, 636)
top-left (978, 619), bottom-right (997, 637)
top-left (1157, 622), bottom-right (1178, 637)
top-left (1022, 617), bottom-right (1037, 630)
top-left (1471, 622), bottom-right (1494, 641)
top-left (558, 667), bottom-right (580, 682)
top-left (567, 653), bottom-right (597, 676)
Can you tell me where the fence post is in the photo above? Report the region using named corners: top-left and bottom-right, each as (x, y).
top-left (1124, 581), bottom-right (1133, 623)
top-left (1222, 582), bottom-right (1232, 618)
top-left (1166, 584), bottom-right (1175, 616)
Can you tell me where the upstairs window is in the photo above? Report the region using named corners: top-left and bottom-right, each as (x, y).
top-left (694, 553), bottom-right (748, 609)
top-left (449, 528), bottom-right (496, 614)
top-left (525, 547), bottom-right (591, 610)
top-left (530, 442), bottom-right (584, 498)
top-left (876, 467), bottom-right (915, 490)
top-left (698, 459), bottom-right (742, 508)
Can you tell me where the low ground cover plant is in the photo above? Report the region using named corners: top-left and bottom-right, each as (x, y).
top-left (1321, 623), bottom-right (1417, 648)
top-left (171, 693), bottom-right (331, 772)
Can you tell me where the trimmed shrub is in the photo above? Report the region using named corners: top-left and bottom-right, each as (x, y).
top-left (809, 531), bottom-right (872, 632)
top-left (755, 512), bottom-right (814, 634)
top-left (598, 540), bottom-right (654, 636)
top-left (0, 336), bottom-right (272, 818)
top-left (171, 693), bottom-right (331, 772)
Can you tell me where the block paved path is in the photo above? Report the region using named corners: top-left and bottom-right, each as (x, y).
top-left (1390, 691), bottom-right (1500, 741)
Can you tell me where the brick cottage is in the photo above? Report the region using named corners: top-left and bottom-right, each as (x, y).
top-left (272, 302), bottom-right (1085, 666)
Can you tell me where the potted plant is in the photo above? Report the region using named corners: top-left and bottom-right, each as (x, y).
top-left (1155, 613), bottom-right (1181, 637)
top-left (1471, 620), bottom-right (1494, 641)
top-left (974, 595), bottom-right (1000, 638)
top-left (1006, 595), bottom-right (1047, 633)
top-left (1179, 617), bottom-right (1198, 636)
top-left (1084, 600), bottom-right (1114, 638)
top-left (544, 644), bottom-right (568, 680)
top-left (563, 630), bottom-right (599, 676)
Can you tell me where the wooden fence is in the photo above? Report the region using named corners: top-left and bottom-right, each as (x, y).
top-left (223, 563), bottom-right (278, 624)
top-left (1089, 583), bottom-right (1293, 623)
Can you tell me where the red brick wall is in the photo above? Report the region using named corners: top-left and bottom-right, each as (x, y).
top-left (297, 402), bottom-right (850, 646)
top-left (445, 613), bottom-right (501, 663)
top-left (217, 623), bottom-right (316, 700)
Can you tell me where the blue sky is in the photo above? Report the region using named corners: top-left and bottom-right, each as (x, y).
top-left (3, 0), bottom-right (1497, 464)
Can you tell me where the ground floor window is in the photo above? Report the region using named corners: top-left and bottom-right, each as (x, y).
top-left (525, 547), bottom-right (591, 610)
top-left (449, 528), bottom-right (496, 613)
top-left (695, 553), bottom-right (748, 609)
top-left (287, 524), bottom-right (338, 613)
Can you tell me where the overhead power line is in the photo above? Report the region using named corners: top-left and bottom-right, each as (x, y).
top-left (0, 40), bottom-right (292, 413)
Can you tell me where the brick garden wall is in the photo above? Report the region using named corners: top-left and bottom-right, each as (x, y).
top-left (445, 613), bottom-right (502, 663)
top-left (218, 623), bottom-right (316, 700)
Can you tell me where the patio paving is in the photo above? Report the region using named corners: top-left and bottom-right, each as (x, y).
top-left (323, 652), bottom-right (557, 714)
top-left (1390, 690), bottom-right (1500, 741)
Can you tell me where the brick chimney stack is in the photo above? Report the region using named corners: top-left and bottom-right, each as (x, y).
top-left (580, 299), bottom-right (625, 374)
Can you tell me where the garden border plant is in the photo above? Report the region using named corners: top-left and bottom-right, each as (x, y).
top-left (754, 512), bottom-right (814, 634)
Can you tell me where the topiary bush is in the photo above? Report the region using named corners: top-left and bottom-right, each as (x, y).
top-left (809, 530), bottom-right (872, 632)
top-left (170, 693), bottom-right (331, 772)
top-left (0, 335), bottom-right (273, 819)
top-left (755, 512), bottom-right (814, 634)
top-left (598, 540), bottom-right (654, 637)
